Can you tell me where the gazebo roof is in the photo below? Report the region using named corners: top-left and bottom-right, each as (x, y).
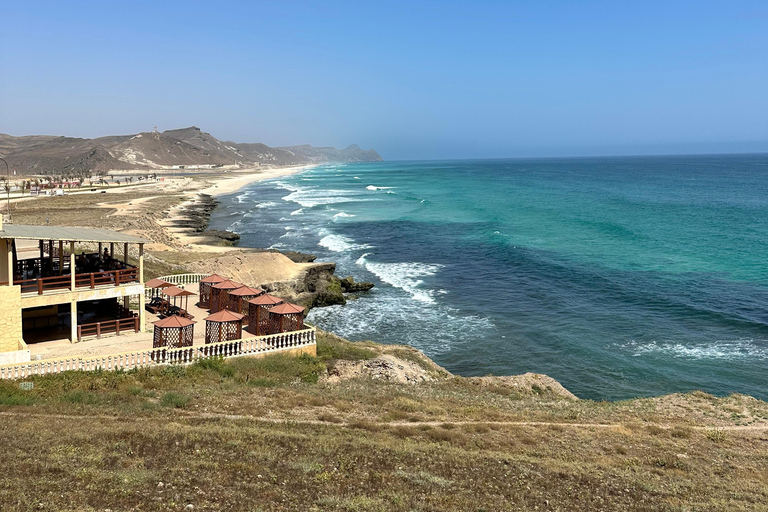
top-left (229, 285), bottom-right (264, 297)
top-left (249, 293), bottom-right (284, 306)
top-left (200, 273), bottom-right (228, 284)
top-left (212, 279), bottom-right (242, 290)
top-left (146, 278), bottom-right (174, 289)
top-left (270, 303), bottom-right (306, 315)
top-left (163, 286), bottom-right (196, 297)
top-left (205, 310), bottom-right (245, 323)
top-left (153, 315), bottom-right (195, 328)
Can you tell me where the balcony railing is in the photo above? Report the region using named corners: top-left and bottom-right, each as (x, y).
top-left (13, 267), bottom-right (140, 295)
top-left (77, 316), bottom-right (141, 342)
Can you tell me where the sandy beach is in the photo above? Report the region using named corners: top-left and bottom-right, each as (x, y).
top-left (199, 164), bottom-right (315, 197)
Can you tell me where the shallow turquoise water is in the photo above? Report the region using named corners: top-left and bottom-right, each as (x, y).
top-left (210, 154), bottom-right (768, 400)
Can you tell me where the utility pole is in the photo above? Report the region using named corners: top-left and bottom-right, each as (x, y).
top-left (0, 157), bottom-right (11, 223)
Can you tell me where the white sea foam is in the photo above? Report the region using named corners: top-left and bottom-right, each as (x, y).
top-left (318, 234), bottom-right (372, 252)
top-left (290, 208), bottom-right (304, 216)
top-left (274, 181), bottom-right (299, 192)
top-left (282, 187), bottom-right (364, 208)
top-left (333, 212), bottom-right (355, 218)
top-left (356, 253), bottom-right (444, 303)
top-left (254, 201), bottom-right (277, 209)
top-left (366, 185), bottom-right (394, 191)
top-left (623, 339), bottom-right (768, 360)
top-left (353, 176), bottom-right (361, 180)
top-left (307, 295), bottom-right (492, 355)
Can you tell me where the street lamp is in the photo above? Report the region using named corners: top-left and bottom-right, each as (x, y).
top-left (0, 157), bottom-right (11, 223)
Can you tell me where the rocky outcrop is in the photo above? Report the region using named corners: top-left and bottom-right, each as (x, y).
top-left (327, 355), bottom-right (438, 384)
top-left (278, 251), bottom-right (317, 263)
top-left (464, 373), bottom-right (578, 400)
top-left (340, 276), bottom-right (374, 293)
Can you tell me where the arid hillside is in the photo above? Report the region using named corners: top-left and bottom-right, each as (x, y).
top-left (0, 126), bottom-right (382, 176)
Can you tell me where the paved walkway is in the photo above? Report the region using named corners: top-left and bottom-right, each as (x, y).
top-left (28, 283), bottom-right (225, 360)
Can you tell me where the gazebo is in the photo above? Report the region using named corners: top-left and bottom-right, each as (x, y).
top-left (153, 315), bottom-right (195, 348)
top-left (247, 293), bottom-right (284, 336)
top-left (227, 285), bottom-right (264, 318)
top-left (198, 274), bottom-right (227, 309)
top-left (163, 286), bottom-right (196, 317)
top-left (209, 279), bottom-right (242, 313)
top-left (205, 309), bottom-right (244, 344)
top-left (268, 303), bottom-right (306, 334)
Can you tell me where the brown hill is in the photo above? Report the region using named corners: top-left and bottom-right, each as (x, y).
top-left (0, 126), bottom-right (382, 176)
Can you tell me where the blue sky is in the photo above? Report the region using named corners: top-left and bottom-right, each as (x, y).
top-left (1, 1), bottom-right (767, 159)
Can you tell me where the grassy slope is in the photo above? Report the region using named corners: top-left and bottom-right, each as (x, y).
top-left (1, 333), bottom-right (767, 511)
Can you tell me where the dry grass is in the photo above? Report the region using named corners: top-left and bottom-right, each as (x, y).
top-left (0, 335), bottom-right (767, 511)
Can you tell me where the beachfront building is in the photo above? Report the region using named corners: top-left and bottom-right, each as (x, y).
top-left (0, 219), bottom-right (147, 364)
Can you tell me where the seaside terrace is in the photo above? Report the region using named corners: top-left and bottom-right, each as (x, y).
top-left (0, 219), bottom-right (316, 376)
top-left (0, 221), bottom-right (147, 365)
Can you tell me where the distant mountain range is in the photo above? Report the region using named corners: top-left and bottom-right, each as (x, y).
top-left (0, 126), bottom-right (382, 175)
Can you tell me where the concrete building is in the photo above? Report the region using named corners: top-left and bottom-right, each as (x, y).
top-left (0, 218), bottom-right (146, 365)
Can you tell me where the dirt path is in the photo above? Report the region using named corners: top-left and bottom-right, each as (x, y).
top-left (2, 410), bottom-right (766, 432)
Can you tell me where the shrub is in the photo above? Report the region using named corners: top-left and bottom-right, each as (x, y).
top-left (161, 392), bottom-right (191, 408)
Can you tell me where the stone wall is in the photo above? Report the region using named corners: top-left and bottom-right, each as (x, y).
top-left (0, 286), bottom-right (23, 353)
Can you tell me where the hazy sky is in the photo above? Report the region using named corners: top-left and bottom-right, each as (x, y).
top-left (2, 1), bottom-right (767, 160)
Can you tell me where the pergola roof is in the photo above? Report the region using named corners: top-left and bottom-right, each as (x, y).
top-left (229, 285), bottom-right (264, 296)
top-left (205, 310), bottom-right (245, 322)
top-left (200, 274), bottom-right (228, 284)
top-left (249, 293), bottom-right (284, 306)
top-left (146, 278), bottom-right (174, 289)
top-left (212, 279), bottom-right (242, 290)
top-left (0, 224), bottom-right (148, 244)
top-left (270, 303), bottom-right (306, 315)
top-left (163, 286), bottom-right (196, 297)
top-left (153, 315), bottom-right (195, 328)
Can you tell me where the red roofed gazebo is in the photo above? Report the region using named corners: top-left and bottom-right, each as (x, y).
top-left (268, 302), bottom-right (305, 334)
top-left (205, 309), bottom-right (244, 344)
top-left (210, 279), bottom-right (242, 313)
top-left (247, 293), bottom-right (284, 336)
top-left (228, 285), bottom-right (264, 318)
top-left (198, 274), bottom-right (227, 309)
top-left (153, 315), bottom-right (195, 348)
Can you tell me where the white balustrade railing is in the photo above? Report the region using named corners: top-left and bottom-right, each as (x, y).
top-left (144, 273), bottom-right (207, 299)
top-left (0, 327), bottom-right (316, 380)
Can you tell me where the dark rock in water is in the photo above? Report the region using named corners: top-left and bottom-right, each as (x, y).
top-left (304, 264), bottom-right (346, 308)
top-left (279, 250), bottom-right (317, 263)
top-left (204, 229), bottom-right (240, 242)
top-left (340, 276), bottom-right (375, 293)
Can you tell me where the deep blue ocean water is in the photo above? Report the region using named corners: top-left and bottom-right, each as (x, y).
top-left (209, 155), bottom-right (768, 400)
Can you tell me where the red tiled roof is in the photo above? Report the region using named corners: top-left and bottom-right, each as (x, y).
top-left (204, 309), bottom-right (245, 322)
top-left (163, 286), bottom-right (196, 297)
top-left (200, 274), bottom-right (228, 283)
top-left (146, 278), bottom-right (174, 289)
top-left (228, 285), bottom-right (264, 296)
top-left (269, 303), bottom-right (306, 315)
top-left (248, 293), bottom-right (284, 306)
top-left (211, 279), bottom-right (242, 290)
top-left (153, 315), bottom-right (195, 328)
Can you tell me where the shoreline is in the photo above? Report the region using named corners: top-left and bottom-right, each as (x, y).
top-left (162, 164), bottom-right (315, 249)
top-left (200, 164), bottom-right (316, 198)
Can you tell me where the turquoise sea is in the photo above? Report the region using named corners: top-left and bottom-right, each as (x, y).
top-left (209, 155), bottom-right (768, 400)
